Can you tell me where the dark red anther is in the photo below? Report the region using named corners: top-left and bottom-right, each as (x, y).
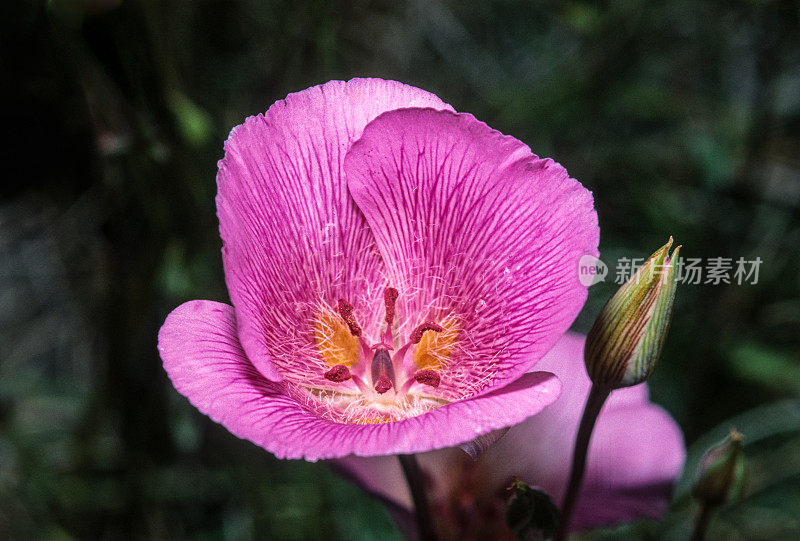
top-left (384, 287), bottom-right (399, 325)
top-left (409, 321), bottom-right (444, 344)
top-left (413, 369), bottom-right (441, 388)
top-left (324, 364), bottom-right (352, 382)
top-left (336, 298), bottom-right (362, 336)
top-left (374, 374), bottom-right (393, 394)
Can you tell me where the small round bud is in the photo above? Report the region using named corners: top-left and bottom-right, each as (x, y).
top-left (692, 429), bottom-right (745, 507)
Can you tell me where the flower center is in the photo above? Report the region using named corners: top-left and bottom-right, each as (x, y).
top-left (311, 287), bottom-right (454, 424)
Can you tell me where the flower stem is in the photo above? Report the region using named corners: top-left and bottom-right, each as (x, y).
top-left (554, 384), bottom-right (611, 541)
top-left (398, 453), bottom-right (438, 541)
top-left (691, 502), bottom-right (715, 541)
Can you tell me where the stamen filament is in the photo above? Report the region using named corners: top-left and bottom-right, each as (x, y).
top-left (397, 377), bottom-right (416, 396)
top-left (351, 374), bottom-right (369, 394)
top-left (392, 343), bottom-right (413, 377)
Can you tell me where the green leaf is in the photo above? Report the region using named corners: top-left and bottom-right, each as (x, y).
top-left (728, 343), bottom-right (800, 395)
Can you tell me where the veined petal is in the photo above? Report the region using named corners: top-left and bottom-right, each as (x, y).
top-left (158, 300), bottom-right (561, 461)
top-left (217, 79), bottom-right (454, 382)
top-left (345, 109), bottom-right (599, 398)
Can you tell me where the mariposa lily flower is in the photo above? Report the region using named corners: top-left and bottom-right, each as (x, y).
top-left (334, 333), bottom-right (686, 538)
top-left (158, 78), bottom-right (599, 460)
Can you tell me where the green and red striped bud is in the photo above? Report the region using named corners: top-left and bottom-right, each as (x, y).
top-left (585, 237), bottom-right (681, 389)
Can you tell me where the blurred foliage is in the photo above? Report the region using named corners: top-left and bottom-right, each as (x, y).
top-left (1, 0), bottom-right (799, 539)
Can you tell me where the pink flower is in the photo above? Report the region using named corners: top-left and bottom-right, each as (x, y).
top-left (157, 78), bottom-right (599, 461)
top-left (334, 333), bottom-right (686, 537)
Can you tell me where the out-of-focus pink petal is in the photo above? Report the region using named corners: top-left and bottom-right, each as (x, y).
top-left (345, 109), bottom-right (599, 399)
top-left (332, 454), bottom-right (411, 509)
top-left (476, 332), bottom-right (684, 529)
top-left (570, 404), bottom-right (685, 530)
top-left (158, 300), bottom-right (561, 461)
top-left (217, 79), bottom-right (454, 383)
top-left (332, 333), bottom-right (685, 533)
top-left (472, 333), bottom-right (648, 497)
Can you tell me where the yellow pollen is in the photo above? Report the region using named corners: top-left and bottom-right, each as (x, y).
top-left (314, 311), bottom-right (360, 368)
top-left (351, 415), bottom-right (394, 425)
top-left (413, 316), bottom-right (460, 370)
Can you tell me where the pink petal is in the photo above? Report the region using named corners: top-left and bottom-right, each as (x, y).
top-left (217, 79), bottom-right (454, 382)
top-left (332, 333), bottom-right (685, 532)
top-left (345, 109), bottom-right (599, 399)
top-left (158, 300), bottom-right (562, 461)
top-left (570, 405), bottom-right (685, 530)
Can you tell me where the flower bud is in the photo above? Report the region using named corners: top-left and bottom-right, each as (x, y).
top-left (506, 479), bottom-right (560, 540)
top-left (585, 237), bottom-right (680, 388)
top-left (692, 429), bottom-right (745, 507)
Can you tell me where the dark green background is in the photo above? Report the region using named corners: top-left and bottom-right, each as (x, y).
top-left (2, 1), bottom-right (799, 539)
